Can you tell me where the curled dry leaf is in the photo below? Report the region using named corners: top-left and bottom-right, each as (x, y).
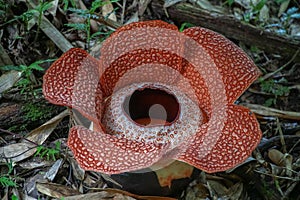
top-left (268, 149), bottom-right (292, 167)
top-left (36, 182), bottom-right (81, 198)
top-left (44, 159), bottom-right (63, 181)
top-left (102, 0), bottom-right (117, 21)
top-left (68, 157), bottom-right (86, 181)
top-left (0, 71), bottom-right (22, 95)
top-left (268, 149), bottom-right (293, 176)
top-left (0, 110), bottom-right (68, 163)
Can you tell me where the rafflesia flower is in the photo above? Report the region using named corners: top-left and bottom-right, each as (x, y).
top-left (43, 20), bottom-right (262, 174)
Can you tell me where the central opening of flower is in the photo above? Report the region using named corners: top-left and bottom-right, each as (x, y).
top-left (123, 88), bottom-right (180, 126)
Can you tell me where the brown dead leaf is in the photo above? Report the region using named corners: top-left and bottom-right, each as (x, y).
top-left (207, 180), bottom-right (228, 197)
top-left (268, 149), bottom-right (293, 176)
top-left (152, 160), bottom-right (194, 188)
top-left (98, 188), bottom-right (177, 200)
top-left (125, 11), bottom-right (139, 24)
top-left (189, 0), bottom-right (224, 13)
top-left (0, 142), bottom-right (36, 163)
top-left (225, 182), bottom-right (245, 199)
top-left (68, 157), bottom-right (85, 181)
top-left (102, 0), bottom-right (117, 21)
top-left (54, 191), bottom-right (136, 200)
top-left (259, 5), bottom-right (269, 22)
top-left (268, 149), bottom-right (285, 166)
top-left (36, 182), bottom-right (81, 198)
top-left (19, 157), bottom-right (53, 169)
top-left (0, 71), bottom-right (22, 95)
top-left (184, 180), bottom-right (209, 199)
top-left (24, 173), bottom-right (47, 198)
top-left (0, 43), bottom-right (14, 66)
top-left (278, 0), bottom-right (290, 17)
top-left (24, 109), bottom-right (68, 144)
top-left (163, 0), bottom-right (184, 8)
top-left (47, 0), bottom-right (58, 17)
top-left (138, 0), bottom-right (152, 16)
top-left (44, 159), bottom-right (63, 181)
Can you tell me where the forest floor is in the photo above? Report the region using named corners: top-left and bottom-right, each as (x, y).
top-left (0, 0), bottom-right (300, 199)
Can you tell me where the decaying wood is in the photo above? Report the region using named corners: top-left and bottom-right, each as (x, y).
top-left (0, 103), bottom-right (23, 129)
top-left (0, 97), bottom-right (63, 131)
top-left (0, 43), bottom-right (14, 66)
top-left (151, 0), bottom-right (300, 61)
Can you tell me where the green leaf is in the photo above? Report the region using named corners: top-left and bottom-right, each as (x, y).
top-left (11, 194), bottom-right (19, 200)
top-left (63, 0), bottom-right (76, 10)
top-left (68, 8), bottom-right (88, 16)
top-left (55, 141), bottom-right (61, 150)
top-left (264, 98), bottom-right (275, 107)
top-left (225, 0), bottom-right (234, 6)
top-left (0, 65), bottom-right (22, 71)
top-left (179, 22), bottom-right (195, 32)
top-left (28, 64), bottom-right (44, 71)
top-left (253, 0), bottom-right (266, 12)
top-left (0, 176), bottom-right (17, 187)
top-left (34, 145), bottom-right (44, 157)
top-left (65, 23), bottom-right (87, 31)
top-left (90, 30), bottom-right (113, 39)
top-left (41, 2), bottom-right (53, 12)
top-left (34, 143), bottom-right (60, 161)
top-left (7, 161), bottom-right (14, 175)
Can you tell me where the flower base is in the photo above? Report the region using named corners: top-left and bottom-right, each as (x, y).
top-left (106, 161), bottom-right (200, 197)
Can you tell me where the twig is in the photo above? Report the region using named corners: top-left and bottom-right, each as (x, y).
top-left (0, 128), bottom-right (37, 146)
top-left (92, 13), bottom-right (122, 29)
top-left (254, 170), bottom-right (300, 181)
top-left (258, 135), bottom-right (300, 153)
top-left (121, 0), bottom-right (126, 24)
top-left (242, 103), bottom-right (300, 121)
top-left (260, 49), bottom-right (300, 81)
top-left (1, 145), bottom-right (37, 159)
top-left (288, 139), bottom-right (300, 154)
top-left (276, 118), bottom-right (287, 153)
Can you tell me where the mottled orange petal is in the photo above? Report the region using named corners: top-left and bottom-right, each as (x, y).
top-left (100, 49), bottom-right (184, 97)
top-left (110, 20), bottom-right (178, 36)
top-left (43, 48), bottom-right (103, 125)
top-left (99, 20), bottom-right (184, 97)
top-left (178, 61), bottom-right (212, 117)
top-left (183, 27), bottom-right (261, 104)
top-left (68, 126), bottom-right (168, 174)
top-left (177, 105), bottom-right (262, 172)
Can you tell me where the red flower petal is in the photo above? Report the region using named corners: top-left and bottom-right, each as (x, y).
top-left (178, 62), bottom-right (212, 117)
top-left (43, 48), bottom-right (103, 125)
top-left (111, 20), bottom-right (178, 36)
top-left (99, 20), bottom-right (184, 97)
top-left (68, 126), bottom-right (168, 174)
top-left (183, 27), bottom-right (261, 104)
top-left (177, 105), bottom-right (262, 172)
top-left (100, 49), bottom-right (184, 97)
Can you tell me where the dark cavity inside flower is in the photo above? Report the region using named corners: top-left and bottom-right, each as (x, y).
top-left (43, 20), bottom-right (262, 174)
top-left (123, 87), bottom-right (180, 126)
